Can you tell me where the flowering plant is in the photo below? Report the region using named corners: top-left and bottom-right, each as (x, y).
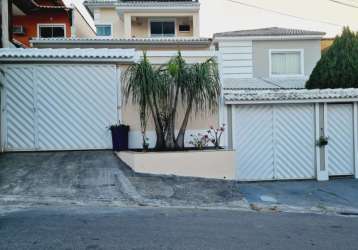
top-left (189, 133), bottom-right (210, 149)
top-left (207, 124), bottom-right (225, 149)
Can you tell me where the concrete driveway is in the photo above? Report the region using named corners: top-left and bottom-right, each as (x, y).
top-left (238, 179), bottom-right (358, 214)
top-left (1, 151), bottom-right (358, 215)
top-left (0, 151), bottom-right (136, 208)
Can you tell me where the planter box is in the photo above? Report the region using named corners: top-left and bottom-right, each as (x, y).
top-left (117, 150), bottom-right (235, 180)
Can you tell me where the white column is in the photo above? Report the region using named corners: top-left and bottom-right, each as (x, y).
top-left (2, 0), bottom-right (10, 47)
top-left (192, 13), bottom-right (200, 37)
top-left (70, 4), bottom-right (76, 38)
top-left (315, 103), bottom-right (328, 181)
top-left (123, 13), bottom-right (132, 38)
top-left (354, 102), bottom-right (358, 179)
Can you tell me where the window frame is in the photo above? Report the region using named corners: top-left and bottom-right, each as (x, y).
top-left (269, 49), bottom-right (305, 78)
top-left (178, 24), bottom-right (191, 33)
top-left (95, 23), bottom-right (113, 38)
top-left (37, 23), bottom-right (66, 38)
top-left (148, 18), bottom-right (176, 37)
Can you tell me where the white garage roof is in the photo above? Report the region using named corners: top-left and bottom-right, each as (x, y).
top-left (225, 88), bottom-right (358, 104)
top-left (0, 48), bottom-right (136, 62)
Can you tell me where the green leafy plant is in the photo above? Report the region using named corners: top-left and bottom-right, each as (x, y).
top-left (142, 136), bottom-right (150, 151)
top-left (316, 136), bottom-right (329, 147)
top-left (123, 52), bottom-right (220, 150)
top-left (108, 122), bottom-right (122, 130)
top-left (306, 27), bottom-right (358, 89)
top-left (189, 133), bottom-right (210, 149)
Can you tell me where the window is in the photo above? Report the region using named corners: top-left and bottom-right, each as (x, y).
top-left (96, 24), bottom-right (112, 37)
top-left (38, 24), bottom-right (65, 38)
top-left (270, 50), bottom-right (303, 76)
top-left (150, 21), bottom-right (175, 37)
top-left (179, 24), bottom-right (190, 32)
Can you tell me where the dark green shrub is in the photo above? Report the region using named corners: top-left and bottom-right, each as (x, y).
top-left (306, 27), bottom-right (358, 89)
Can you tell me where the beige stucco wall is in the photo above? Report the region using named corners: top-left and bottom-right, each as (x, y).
top-left (122, 99), bottom-right (219, 131)
top-left (131, 17), bottom-right (149, 37)
top-left (118, 150), bottom-right (235, 180)
top-left (131, 16), bottom-right (194, 38)
top-left (94, 8), bottom-right (199, 38)
top-left (252, 40), bottom-right (321, 78)
top-left (73, 8), bottom-right (96, 38)
top-left (96, 8), bottom-right (124, 38)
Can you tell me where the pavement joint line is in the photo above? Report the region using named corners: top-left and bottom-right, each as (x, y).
top-left (113, 168), bottom-right (170, 207)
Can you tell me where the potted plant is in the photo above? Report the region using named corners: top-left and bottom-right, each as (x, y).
top-left (109, 122), bottom-right (130, 151)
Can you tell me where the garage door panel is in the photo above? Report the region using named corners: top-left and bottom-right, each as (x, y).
top-left (327, 104), bottom-right (354, 176)
top-left (4, 64), bottom-right (118, 151)
top-left (36, 65), bottom-right (117, 150)
top-left (236, 105), bottom-right (274, 181)
top-left (275, 104), bottom-right (315, 179)
top-left (5, 67), bottom-right (36, 150)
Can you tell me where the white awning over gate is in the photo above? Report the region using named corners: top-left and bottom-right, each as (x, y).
top-left (224, 88), bottom-right (358, 104)
top-left (0, 48), bottom-right (136, 63)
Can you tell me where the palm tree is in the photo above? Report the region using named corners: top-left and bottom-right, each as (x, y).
top-left (176, 58), bottom-right (221, 148)
top-left (123, 53), bottom-right (167, 149)
top-left (123, 52), bottom-right (220, 150)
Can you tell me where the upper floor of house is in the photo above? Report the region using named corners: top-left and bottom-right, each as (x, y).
top-left (84, 0), bottom-right (200, 39)
top-left (1, 0), bottom-right (95, 48)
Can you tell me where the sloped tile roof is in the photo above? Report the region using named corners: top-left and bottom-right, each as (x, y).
top-left (223, 77), bottom-right (307, 90)
top-left (84, 0), bottom-right (199, 7)
top-left (0, 48), bottom-right (136, 62)
top-left (224, 88), bottom-right (358, 103)
top-left (214, 27), bottom-right (325, 38)
top-left (31, 37), bottom-right (211, 45)
top-left (117, 1), bottom-right (200, 7)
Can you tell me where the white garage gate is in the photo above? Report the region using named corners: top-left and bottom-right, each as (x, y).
top-left (326, 103), bottom-right (355, 176)
top-left (0, 48), bottom-right (135, 151)
top-left (234, 103), bottom-right (316, 181)
top-left (226, 89), bottom-right (358, 181)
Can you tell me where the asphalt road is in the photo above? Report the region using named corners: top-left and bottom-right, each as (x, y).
top-left (1, 207), bottom-right (358, 250)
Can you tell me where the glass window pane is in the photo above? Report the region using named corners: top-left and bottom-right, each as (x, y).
top-left (52, 26), bottom-right (65, 37)
top-left (39, 27), bottom-right (53, 38)
top-left (271, 52), bottom-right (301, 75)
top-left (179, 24), bottom-right (190, 32)
top-left (39, 26), bottom-right (65, 38)
top-left (162, 22), bottom-right (175, 36)
top-left (96, 25), bottom-right (111, 36)
top-left (150, 22), bottom-right (162, 36)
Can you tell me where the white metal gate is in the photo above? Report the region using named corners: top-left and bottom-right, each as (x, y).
top-left (327, 104), bottom-right (354, 176)
top-left (2, 64), bottom-right (118, 151)
top-left (235, 104), bottom-right (316, 181)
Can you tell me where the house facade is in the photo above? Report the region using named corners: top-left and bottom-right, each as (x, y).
top-left (31, 0), bottom-right (211, 50)
top-left (1, 0), bottom-right (95, 48)
top-left (214, 27), bottom-right (324, 90)
top-left (3, 0), bottom-right (356, 182)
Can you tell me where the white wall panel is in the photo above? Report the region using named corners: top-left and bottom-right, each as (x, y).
top-left (219, 40), bottom-right (253, 80)
top-left (275, 104), bottom-right (315, 179)
top-left (4, 67), bottom-right (36, 150)
top-left (236, 105), bottom-right (274, 181)
top-left (3, 64), bottom-right (118, 151)
top-left (234, 104), bottom-right (316, 181)
top-left (327, 104), bottom-right (354, 176)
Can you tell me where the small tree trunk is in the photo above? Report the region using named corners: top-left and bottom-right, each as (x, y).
top-left (165, 116), bottom-right (176, 149)
top-left (164, 87), bottom-right (180, 149)
top-left (148, 101), bottom-right (165, 150)
top-left (176, 100), bottom-right (193, 149)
